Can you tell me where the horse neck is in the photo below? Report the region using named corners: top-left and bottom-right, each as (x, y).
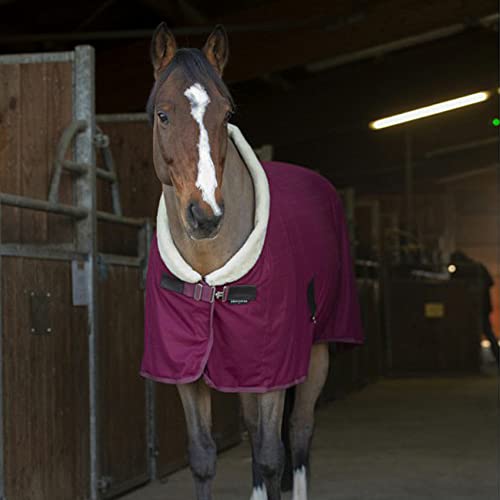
top-left (163, 138), bottom-right (255, 277)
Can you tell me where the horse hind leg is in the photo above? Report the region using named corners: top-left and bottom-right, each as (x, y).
top-left (177, 380), bottom-right (217, 500)
top-left (290, 343), bottom-right (329, 500)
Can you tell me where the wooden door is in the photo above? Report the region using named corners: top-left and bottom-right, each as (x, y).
top-left (0, 52), bottom-right (90, 500)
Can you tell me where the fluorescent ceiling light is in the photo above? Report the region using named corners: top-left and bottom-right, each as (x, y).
top-left (369, 91), bottom-right (491, 130)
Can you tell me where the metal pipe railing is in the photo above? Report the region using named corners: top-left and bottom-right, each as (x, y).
top-left (96, 113), bottom-right (148, 123)
top-left (49, 119), bottom-right (88, 203)
top-left (0, 193), bottom-right (88, 219)
top-left (60, 160), bottom-right (88, 175)
top-left (95, 130), bottom-right (122, 216)
top-left (0, 193), bottom-right (148, 237)
top-left (0, 243), bottom-right (86, 262)
top-left (0, 243), bottom-right (145, 269)
top-left (96, 210), bottom-right (145, 227)
top-left (96, 167), bottom-right (117, 182)
top-left (99, 253), bottom-right (142, 268)
top-left (62, 159), bottom-right (118, 182)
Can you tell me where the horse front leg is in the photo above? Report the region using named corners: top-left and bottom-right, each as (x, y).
top-left (240, 393), bottom-right (267, 499)
top-left (254, 390), bottom-right (286, 500)
top-left (289, 343), bottom-right (329, 500)
top-left (177, 380), bottom-right (216, 500)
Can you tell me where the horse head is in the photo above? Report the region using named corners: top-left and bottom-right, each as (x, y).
top-left (147, 23), bottom-right (234, 240)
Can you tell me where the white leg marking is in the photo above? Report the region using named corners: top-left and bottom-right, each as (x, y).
top-left (250, 485), bottom-right (267, 500)
top-left (292, 466), bottom-right (307, 500)
top-left (184, 83), bottom-right (221, 216)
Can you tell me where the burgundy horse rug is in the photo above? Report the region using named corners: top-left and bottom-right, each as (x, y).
top-left (141, 124), bottom-right (364, 392)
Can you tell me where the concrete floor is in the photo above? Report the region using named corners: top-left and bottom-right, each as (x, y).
top-left (123, 373), bottom-right (499, 499)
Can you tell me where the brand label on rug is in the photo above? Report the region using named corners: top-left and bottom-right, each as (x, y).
top-left (229, 298), bottom-right (251, 305)
top-left (227, 285), bottom-right (257, 305)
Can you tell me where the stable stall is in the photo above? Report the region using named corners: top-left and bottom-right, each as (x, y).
top-left (0, 47), bottom-right (240, 500)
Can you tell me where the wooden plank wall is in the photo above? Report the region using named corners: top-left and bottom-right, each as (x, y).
top-left (2, 259), bottom-right (89, 500)
top-left (97, 121), bottom-right (158, 484)
top-left (320, 278), bottom-right (382, 403)
top-left (357, 279), bottom-right (383, 384)
top-left (0, 61), bottom-right (90, 499)
top-left (387, 279), bottom-right (481, 375)
top-left (97, 122), bottom-right (159, 256)
top-left (0, 61), bottom-right (74, 244)
top-left (212, 392), bottom-right (241, 452)
top-left (155, 385), bottom-right (188, 477)
top-left (98, 265), bottom-right (148, 497)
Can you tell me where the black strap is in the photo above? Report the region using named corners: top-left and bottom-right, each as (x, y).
top-left (160, 274), bottom-right (185, 294)
top-left (160, 272), bottom-right (257, 305)
top-left (307, 278), bottom-right (316, 321)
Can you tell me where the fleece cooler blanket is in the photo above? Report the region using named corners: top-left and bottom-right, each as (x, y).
top-left (141, 125), bottom-right (363, 392)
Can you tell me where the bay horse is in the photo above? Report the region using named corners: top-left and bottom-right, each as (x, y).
top-left (141, 23), bottom-right (363, 500)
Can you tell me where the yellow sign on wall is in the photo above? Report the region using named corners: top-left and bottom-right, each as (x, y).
top-left (424, 302), bottom-right (445, 318)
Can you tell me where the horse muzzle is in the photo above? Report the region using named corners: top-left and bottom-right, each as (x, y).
top-left (186, 200), bottom-right (224, 239)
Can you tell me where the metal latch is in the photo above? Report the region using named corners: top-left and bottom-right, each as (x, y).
top-left (97, 476), bottom-right (113, 493)
top-left (72, 260), bottom-right (89, 306)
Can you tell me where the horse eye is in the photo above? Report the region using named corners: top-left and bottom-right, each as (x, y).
top-left (224, 110), bottom-right (234, 123)
top-left (157, 111), bottom-right (169, 124)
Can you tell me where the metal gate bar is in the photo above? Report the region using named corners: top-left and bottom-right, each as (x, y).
top-left (143, 221), bottom-right (157, 481)
top-left (0, 192), bottom-right (146, 228)
top-left (0, 192), bottom-right (88, 218)
top-left (96, 112), bottom-right (149, 123)
top-left (95, 126), bottom-right (122, 216)
top-left (73, 45), bottom-right (100, 500)
top-left (0, 203), bottom-right (4, 500)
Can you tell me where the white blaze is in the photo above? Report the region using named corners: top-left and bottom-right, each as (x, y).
top-left (184, 83), bottom-right (221, 216)
top-left (250, 485), bottom-right (267, 500)
top-left (292, 466), bottom-right (307, 500)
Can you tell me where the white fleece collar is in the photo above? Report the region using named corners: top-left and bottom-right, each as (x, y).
top-left (156, 124), bottom-right (270, 286)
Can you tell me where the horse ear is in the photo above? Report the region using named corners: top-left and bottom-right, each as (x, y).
top-left (203, 25), bottom-right (229, 76)
top-left (151, 22), bottom-right (177, 79)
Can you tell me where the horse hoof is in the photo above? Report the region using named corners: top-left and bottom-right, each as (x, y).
top-left (250, 485), bottom-right (267, 500)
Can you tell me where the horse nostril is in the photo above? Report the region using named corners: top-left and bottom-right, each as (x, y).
top-left (187, 201), bottom-right (222, 233)
top-left (188, 203), bottom-right (200, 228)
top-left (189, 202), bottom-right (208, 226)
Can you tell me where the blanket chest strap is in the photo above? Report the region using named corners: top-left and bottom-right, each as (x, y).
top-left (160, 273), bottom-right (256, 304)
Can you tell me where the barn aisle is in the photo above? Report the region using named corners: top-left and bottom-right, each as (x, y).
top-left (123, 374), bottom-right (498, 499)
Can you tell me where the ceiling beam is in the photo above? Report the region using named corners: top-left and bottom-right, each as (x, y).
top-left (1, 0), bottom-right (497, 84)
top-left (76, 0), bottom-right (117, 30)
top-left (435, 163), bottom-right (499, 184)
top-left (0, 13), bottom-right (357, 43)
top-left (306, 13), bottom-right (499, 73)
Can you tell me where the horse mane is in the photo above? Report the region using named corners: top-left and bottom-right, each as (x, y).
top-left (146, 48), bottom-right (235, 125)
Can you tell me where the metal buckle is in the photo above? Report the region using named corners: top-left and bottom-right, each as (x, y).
top-left (214, 286), bottom-right (228, 302)
top-left (194, 283), bottom-right (203, 301)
